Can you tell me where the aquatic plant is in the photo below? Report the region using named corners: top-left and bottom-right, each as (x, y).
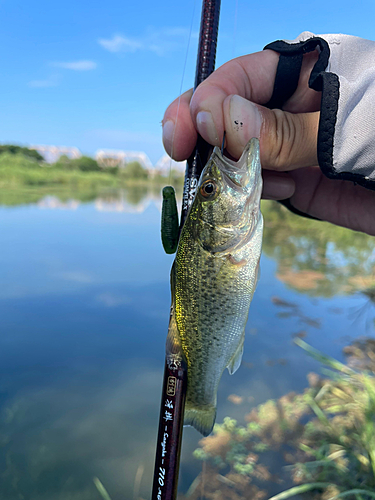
top-left (187, 339), bottom-right (375, 500)
top-left (94, 477), bottom-right (112, 500)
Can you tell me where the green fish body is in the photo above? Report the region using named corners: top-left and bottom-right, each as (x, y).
top-left (167, 138), bottom-right (263, 436)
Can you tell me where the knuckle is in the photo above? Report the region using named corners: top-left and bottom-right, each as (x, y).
top-left (266, 109), bottom-right (299, 170)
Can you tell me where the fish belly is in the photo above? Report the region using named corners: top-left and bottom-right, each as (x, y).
top-left (172, 220), bottom-right (262, 436)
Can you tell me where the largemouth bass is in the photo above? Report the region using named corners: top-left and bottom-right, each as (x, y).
top-left (166, 138), bottom-right (263, 437)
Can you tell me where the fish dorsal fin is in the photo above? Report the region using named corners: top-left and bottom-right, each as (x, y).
top-left (227, 334), bottom-right (244, 375)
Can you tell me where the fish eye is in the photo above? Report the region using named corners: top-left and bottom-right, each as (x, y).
top-left (200, 180), bottom-right (217, 199)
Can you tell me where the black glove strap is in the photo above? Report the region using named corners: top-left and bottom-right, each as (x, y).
top-left (263, 38), bottom-right (329, 221)
top-left (265, 53), bottom-right (303, 110)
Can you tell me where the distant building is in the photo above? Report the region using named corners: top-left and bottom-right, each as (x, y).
top-left (153, 154), bottom-right (186, 176)
top-left (29, 145), bottom-right (81, 163)
top-left (28, 145), bottom-right (185, 175)
top-left (95, 149), bottom-right (153, 170)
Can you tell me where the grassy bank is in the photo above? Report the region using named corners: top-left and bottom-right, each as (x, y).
top-left (0, 151), bottom-right (183, 191)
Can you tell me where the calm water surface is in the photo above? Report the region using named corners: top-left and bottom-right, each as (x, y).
top-left (0, 191), bottom-right (374, 499)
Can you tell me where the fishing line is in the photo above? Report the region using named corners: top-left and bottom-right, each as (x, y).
top-left (221, 131), bottom-right (226, 154)
top-left (168, 0), bottom-right (198, 185)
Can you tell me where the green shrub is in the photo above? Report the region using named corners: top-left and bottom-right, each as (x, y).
top-left (53, 155), bottom-right (101, 172)
top-left (0, 144), bottom-right (43, 161)
top-left (69, 156), bottom-right (101, 172)
top-left (121, 161), bottom-right (148, 180)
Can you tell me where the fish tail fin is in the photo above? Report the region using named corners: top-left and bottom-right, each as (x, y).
top-left (184, 403), bottom-right (216, 437)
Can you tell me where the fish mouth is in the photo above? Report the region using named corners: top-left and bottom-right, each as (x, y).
top-left (196, 138), bottom-right (262, 254)
top-left (211, 137), bottom-right (262, 191)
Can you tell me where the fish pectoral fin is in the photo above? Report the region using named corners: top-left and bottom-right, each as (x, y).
top-left (255, 261), bottom-right (260, 287)
top-left (166, 307), bottom-right (183, 356)
top-left (227, 335), bottom-right (244, 375)
top-left (184, 403), bottom-right (216, 437)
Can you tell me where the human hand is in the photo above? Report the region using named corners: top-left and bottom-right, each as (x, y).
top-left (162, 49), bottom-right (375, 236)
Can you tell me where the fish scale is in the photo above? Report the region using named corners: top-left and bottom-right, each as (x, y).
top-left (166, 138), bottom-right (263, 436)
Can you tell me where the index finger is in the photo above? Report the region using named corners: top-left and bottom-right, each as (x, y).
top-left (162, 50), bottom-right (278, 160)
top-left (162, 49), bottom-right (320, 160)
top-left (190, 49), bottom-right (280, 134)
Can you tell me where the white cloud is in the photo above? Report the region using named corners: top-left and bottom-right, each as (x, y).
top-left (51, 60), bottom-right (97, 71)
top-left (28, 75), bottom-right (59, 88)
top-left (96, 292), bottom-right (131, 307)
top-left (55, 271), bottom-right (94, 283)
top-left (98, 35), bottom-right (141, 53)
top-left (98, 27), bottom-right (194, 56)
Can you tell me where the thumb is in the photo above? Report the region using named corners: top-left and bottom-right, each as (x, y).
top-left (198, 94), bottom-right (319, 171)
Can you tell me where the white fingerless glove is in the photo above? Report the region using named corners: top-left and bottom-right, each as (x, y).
top-left (265, 32), bottom-right (375, 191)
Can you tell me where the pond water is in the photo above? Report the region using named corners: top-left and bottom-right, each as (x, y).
top-left (0, 188), bottom-right (374, 500)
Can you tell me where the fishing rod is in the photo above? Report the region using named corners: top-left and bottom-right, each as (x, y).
top-left (151, 0), bottom-right (221, 498)
top-left (180, 0), bottom-right (221, 228)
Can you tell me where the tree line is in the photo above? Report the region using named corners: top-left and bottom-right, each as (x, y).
top-left (0, 144), bottom-right (151, 179)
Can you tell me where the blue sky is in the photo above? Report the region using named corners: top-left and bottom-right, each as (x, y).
top-left (1, 0), bottom-right (375, 164)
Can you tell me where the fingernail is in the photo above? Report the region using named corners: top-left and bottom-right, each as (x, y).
top-left (229, 95), bottom-right (262, 146)
top-left (262, 173), bottom-right (295, 200)
top-left (196, 111), bottom-right (219, 145)
top-left (162, 120), bottom-right (175, 150)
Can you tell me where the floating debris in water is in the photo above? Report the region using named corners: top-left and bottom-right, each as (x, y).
top-left (227, 394), bottom-right (244, 405)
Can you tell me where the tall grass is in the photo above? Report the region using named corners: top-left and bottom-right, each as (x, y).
top-left (189, 340), bottom-right (375, 500)
top-left (0, 153), bottom-right (120, 189)
top-left (0, 152), bottom-right (183, 191)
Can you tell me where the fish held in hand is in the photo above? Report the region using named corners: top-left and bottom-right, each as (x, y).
top-left (167, 138), bottom-right (263, 437)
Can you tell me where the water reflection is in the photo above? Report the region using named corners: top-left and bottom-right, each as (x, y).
top-left (262, 202), bottom-right (375, 298)
top-left (271, 295), bottom-right (321, 329)
top-left (3, 184), bottom-right (183, 216)
top-left (33, 185), bottom-right (184, 219)
top-left (0, 190), bottom-right (374, 499)
top-left (0, 361), bottom-right (161, 500)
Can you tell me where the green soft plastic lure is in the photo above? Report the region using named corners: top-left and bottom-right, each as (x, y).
top-left (161, 186), bottom-right (179, 254)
